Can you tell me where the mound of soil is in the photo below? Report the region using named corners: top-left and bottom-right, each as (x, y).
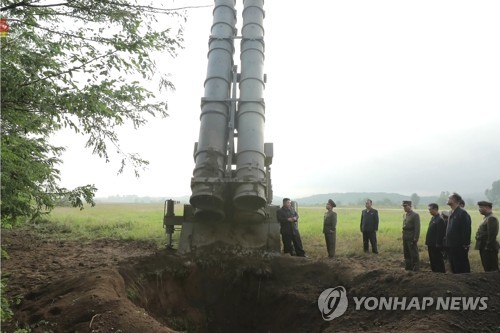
top-left (2, 229), bottom-right (499, 333)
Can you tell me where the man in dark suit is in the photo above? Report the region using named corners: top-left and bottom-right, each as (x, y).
top-left (445, 192), bottom-right (471, 273)
top-left (277, 198), bottom-right (306, 257)
top-left (425, 203), bottom-right (446, 272)
top-left (360, 199), bottom-right (379, 254)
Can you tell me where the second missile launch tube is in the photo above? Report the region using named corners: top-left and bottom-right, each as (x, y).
top-left (233, 0), bottom-right (267, 210)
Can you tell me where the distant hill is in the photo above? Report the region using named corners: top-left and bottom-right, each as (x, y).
top-left (293, 192), bottom-right (484, 208)
top-left (293, 192), bottom-right (413, 207)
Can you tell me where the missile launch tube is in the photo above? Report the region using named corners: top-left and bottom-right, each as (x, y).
top-left (190, 0), bottom-right (237, 220)
top-left (233, 0), bottom-right (267, 210)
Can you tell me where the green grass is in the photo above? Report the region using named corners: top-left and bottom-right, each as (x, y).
top-left (45, 203), bottom-right (170, 245)
top-left (44, 203), bottom-right (498, 272)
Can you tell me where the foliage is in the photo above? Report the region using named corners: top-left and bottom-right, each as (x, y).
top-left (436, 191), bottom-right (450, 207)
top-left (0, 0), bottom-right (190, 224)
top-left (485, 180), bottom-right (500, 205)
top-left (1, 248), bottom-right (13, 325)
top-left (1, 277), bottom-right (14, 325)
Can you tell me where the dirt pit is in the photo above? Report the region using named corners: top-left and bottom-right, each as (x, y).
top-left (2, 229), bottom-right (500, 333)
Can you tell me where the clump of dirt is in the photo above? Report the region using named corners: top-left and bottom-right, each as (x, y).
top-left (2, 229), bottom-right (500, 333)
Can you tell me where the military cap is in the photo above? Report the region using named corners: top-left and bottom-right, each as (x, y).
top-left (402, 200), bottom-right (412, 206)
top-left (441, 210), bottom-right (450, 217)
top-left (328, 199), bottom-right (336, 207)
top-left (477, 200), bottom-right (493, 208)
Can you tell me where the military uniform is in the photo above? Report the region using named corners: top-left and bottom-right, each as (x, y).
top-left (402, 208), bottom-right (420, 271)
top-left (324, 210), bottom-right (337, 257)
top-left (475, 211), bottom-right (499, 272)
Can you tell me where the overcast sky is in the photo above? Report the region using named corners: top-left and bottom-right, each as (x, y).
top-left (52, 0), bottom-right (500, 200)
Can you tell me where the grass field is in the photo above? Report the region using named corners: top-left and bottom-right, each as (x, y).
top-left (45, 203), bottom-right (499, 272)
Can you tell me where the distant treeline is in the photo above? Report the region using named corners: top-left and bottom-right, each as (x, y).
top-left (95, 195), bottom-right (190, 204)
top-left (91, 192), bottom-right (484, 209)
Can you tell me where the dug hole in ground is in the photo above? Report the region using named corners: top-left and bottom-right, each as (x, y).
top-left (2, 229), bottom-right (500, 333)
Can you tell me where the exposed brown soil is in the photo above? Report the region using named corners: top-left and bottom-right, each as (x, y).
top-left (1, 229), bottom-right (500, 333)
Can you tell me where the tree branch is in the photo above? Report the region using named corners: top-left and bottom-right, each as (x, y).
top-left (1, 0), bottom-right (28, 11)
top-left (1, 1), bottom-right (212, 13)
top-left (1, 1), bottom-right (69, 11)
top-left (104, 2), bottom-right (212, 13)
top-left (20, 49), bottom-right (119, 87)
top-left (22, 20), bottom-right (105, 43)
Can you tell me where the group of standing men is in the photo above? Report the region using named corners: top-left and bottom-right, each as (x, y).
top-left (276, 197), bottom-right (338, 258)
top-left (277, 193), bottom-right (499, 273)
top-left (402, 192), bottom-right (499, 273)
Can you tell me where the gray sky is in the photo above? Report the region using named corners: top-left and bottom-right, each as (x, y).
top-left (52, 0), bottom-right (500, 199)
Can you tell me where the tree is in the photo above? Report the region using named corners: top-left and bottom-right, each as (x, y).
top-left (410, 193), bottom-right (420, 209)
top-left (0, 1), bottom-right (194, 224)
top-left (381, 198), bottom-right (395, 207)
top-left (485, 180), bottom-right (500, 205)
top-left (436, 191), bottom-right (450, 207)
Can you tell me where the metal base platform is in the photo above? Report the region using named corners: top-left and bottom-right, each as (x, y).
top-left (177, 218), bottom-right (280, 254)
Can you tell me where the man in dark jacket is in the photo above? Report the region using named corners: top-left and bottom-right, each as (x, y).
top-left (425, 203), bottom-right (446, 272)
top-left (360, 199), bottom-right (379, 254)
top-left (402, 200), bottom-right (420, 271)
top-left (277, 198), bottom-right (306, 257)
top-left (445, 193), bottom-right (471, 273)
top-left (475, 200), bottom-right (499, 272)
